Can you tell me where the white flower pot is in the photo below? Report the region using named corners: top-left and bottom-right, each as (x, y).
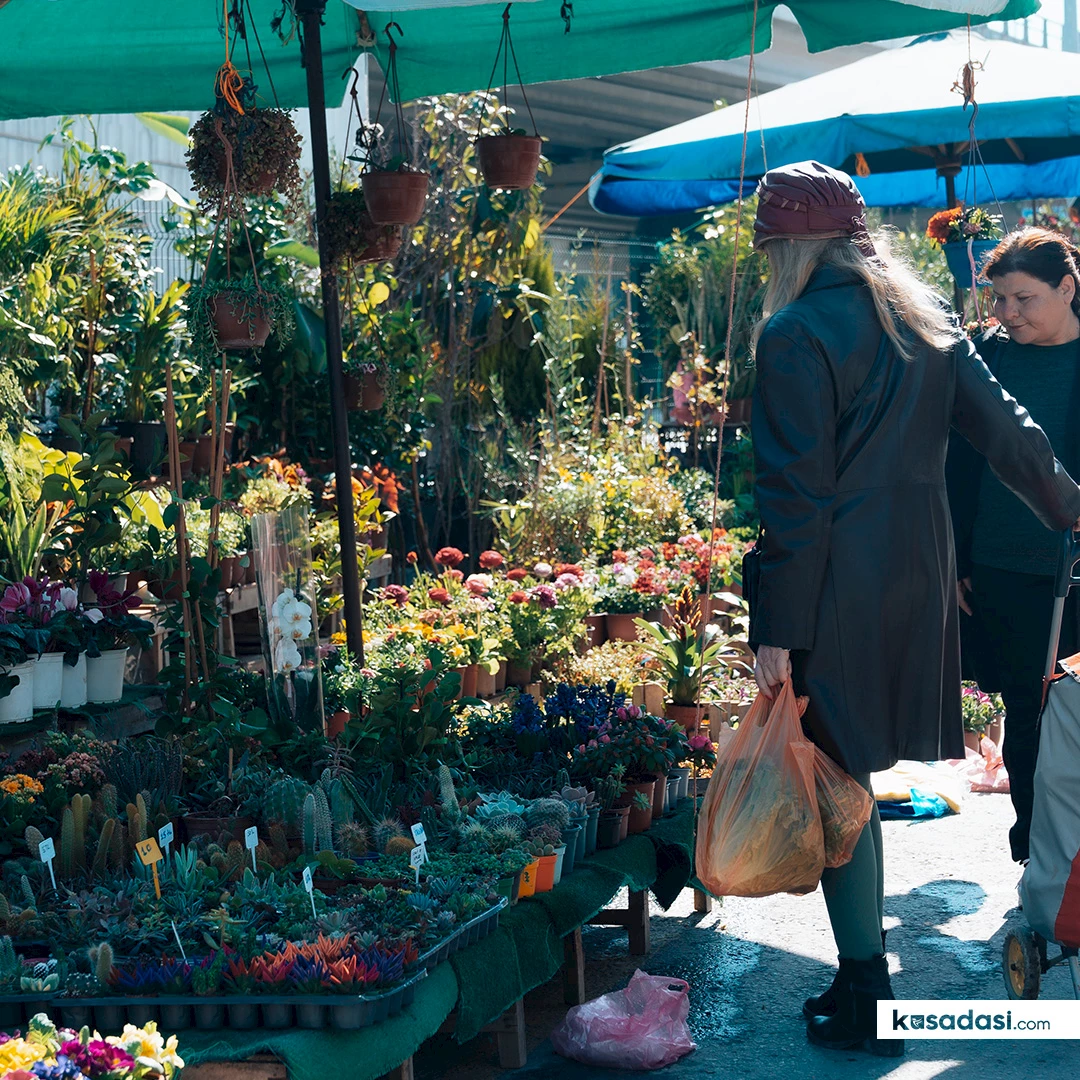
top-left (0, 662), bottom-right (35, 723)
top-left (60, 653), bottom-right (87, 709)
top-left (86, 649), bottom-right (128, 704)
top-left (33, 653), bottom-right (64, 710)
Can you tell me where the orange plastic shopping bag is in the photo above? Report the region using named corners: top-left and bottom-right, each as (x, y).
top-left (695, 681), bottom-right (824, 897)
top-left (814, 748), bottom-right (873, 869)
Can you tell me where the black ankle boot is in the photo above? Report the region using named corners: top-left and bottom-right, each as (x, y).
top-left (806, 954), bottom-right (904, 1057)
top-left (803, 932), bottom-right (886, 1020)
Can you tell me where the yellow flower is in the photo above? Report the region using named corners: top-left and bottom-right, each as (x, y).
top-left (0, 1038), bottom-right (48, 1073)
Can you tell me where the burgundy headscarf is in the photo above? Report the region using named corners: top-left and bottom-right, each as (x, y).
top-left (753, 160), bottom-right (876, 257)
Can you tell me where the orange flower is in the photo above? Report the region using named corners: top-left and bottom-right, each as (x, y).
top-left (507, 568), bottom-right (529, 582)
top-left (508, 590), bottom-right (528, 603)
top-left (926, 206), bottom-right (963, 244)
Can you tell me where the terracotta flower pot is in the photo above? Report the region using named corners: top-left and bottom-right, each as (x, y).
top-left (495, 660), bottom-right (508, 692)
top-left (211, 293), bottom-right (271, 350)
top-left (665, 703), bottom-right (706, 732)
top-left (327, 710), bottom-right (350, 739)
top-left (362, 170), bottom-right (429, 226)
top-left (475, 666), bottom-right (497, 698)
top-left (219, 555), bottom-right (240, 590)
top-left (460, 664), bottom-right (479, 698)
top-left (477, 133), bottom-right (542, 190)
top-left (584, 613), bottom-right (607, 649)
top-left (605, 612), bottom-right (643, 642)
top-left (356, 222), bottom-right (403, 265)
top-left (617, 780), bottom-right (655, 835)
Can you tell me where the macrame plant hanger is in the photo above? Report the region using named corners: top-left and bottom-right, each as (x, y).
top-left (475, 4), bottom-right (540, 142)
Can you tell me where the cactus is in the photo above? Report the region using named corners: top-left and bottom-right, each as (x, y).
top-left (24, 826), bottom-right (44, 860)
top-left (373, 817), bottom-right (405, 855)
top-left (420, 805), bottom-right (440, 847)
top-left (262, 775), bottom-right (310, 832)
top-left (267, 823), bottom-right (290, 858)
top-left (19, 876), bottom-right (35, 909)
top-left (553, 768), bottom-right (571, 795)
top-left (302, 793), bottom-right (317, 860)
top-left (91, 819), bottom-right (117, 879)
top-left (59, 807), bottom-right (74, 880)
top-left (489, 824), bottom-right (525, 853)
top-left (384, 836), bottom-right (416, 857)
top-left (0, 935), bottom-right (18, 987)
top-left (324, 774), bottom-right (354, 828)
top-left (314, 786), bottom-right (333, 854)
top-left (526, 798), bottom-right (571, 833)
top-left (109, 818), bottom-right (126, 871)
top-left (487, 813), bottom-right (526, 835)
top-left (0, 895), bottom-right (10, 924)
top-left (93, 943), bottom-right (114, 986)
top-left (438, 764), bottom-right (458, 819)
top-left (100, 783), bottom-right (118, 820)
top-left (335, 822), bottom-right (369, 858)
top-left (72, 794), bottom-right (90, 872)
top-left (135, 793), bottom-right (148, 843)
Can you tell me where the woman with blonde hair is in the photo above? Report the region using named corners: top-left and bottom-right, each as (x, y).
top-left (748, 161), bottom-right (1080, 1057)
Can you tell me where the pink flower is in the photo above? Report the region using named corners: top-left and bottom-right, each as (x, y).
top-left (465, 574), bottom-right (493, 597)
top-left (533, 562), bottom-right (553, 580)
top-left (478, 550), bottom-right (505, 570)
top-left (447, 568), bottom-right (464, 582)
top-left (434, 547), bottom-right (465, 568)
top-left (1, 581), bottom-right (32, 615)
top-left (530, 584), bottom-right (557, 609)
top-left (554, 573), bottom-right (581, 591)
top-left (600, 734), bottom-right (611, 743)
top-left (689, 734), bottom-right (713, 752)
top-left (428, 588), bottom-right (451, 606)
top-left (382, 584), bottom-right (409, 607)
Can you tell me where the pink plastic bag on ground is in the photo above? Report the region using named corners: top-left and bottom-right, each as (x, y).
top-left (551, 969), bottom-right (696, 1070)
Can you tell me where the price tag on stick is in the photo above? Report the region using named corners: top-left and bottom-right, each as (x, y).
top-left (136, 838), bottom-right (164, 899)
top-left (410, 842), bottom-right (426, 886)
top-left (158, 822), bottom-right (174, 861)
top-left (302, 865), bottom-right (317, 920)
top-left (410, 823), bottom-right (427, 846)
top-left (38, 836), bottom-right (56, 891)
top-left (244, 826), bottom-right (259, 873)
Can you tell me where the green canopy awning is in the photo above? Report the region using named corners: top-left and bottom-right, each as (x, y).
top-left (367, 0), bottom-right (1041, 102)
top-left (0, 0), bottom-right (365, 120)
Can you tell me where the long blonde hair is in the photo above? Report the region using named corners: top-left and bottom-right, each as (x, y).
top-left (753, 231), bottom-right (960, 360)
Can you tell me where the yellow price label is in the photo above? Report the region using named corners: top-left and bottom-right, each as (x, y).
top-left (136, 838), bottom-right (163, 866)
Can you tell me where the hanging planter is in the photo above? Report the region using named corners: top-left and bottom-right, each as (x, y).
top-left (358, 25), bottom-right (429, 227)
top-left (188, 276), bottom-right (294, 359)
top-left (926, 205), bottom-right (1003, 290)
top-left (186, 40), bottom-right (301, 213)
top-left (474, 6), bottom-right (543, 191)
top-left (322, 186), bottom-right (403, 267)
top-left (343, 369), bottom-right (386, 411)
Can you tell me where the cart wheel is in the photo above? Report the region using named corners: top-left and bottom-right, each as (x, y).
top-left (1004, 926), bottom-right (1041, 1000)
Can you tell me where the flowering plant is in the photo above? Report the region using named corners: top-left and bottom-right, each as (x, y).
top-left (961, 683), bottom-right (1005, 733)
top-left (83, 572), bottom-right (153, 653)
top-left (269, 587), bottom-right (314, 675)
top-left (684, 732), bottom-right (717, 770)
top-left (925, 205), bottom-right (1003, 247)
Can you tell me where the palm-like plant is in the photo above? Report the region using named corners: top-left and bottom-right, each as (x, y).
top-left (634, 585), bottom-right (743, 706)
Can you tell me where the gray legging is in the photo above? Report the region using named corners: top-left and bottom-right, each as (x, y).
top-left (819, 773), bottom-right (884, 961)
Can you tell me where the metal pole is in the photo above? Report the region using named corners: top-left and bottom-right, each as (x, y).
top-left (296, 0), bottom-right (365, 665)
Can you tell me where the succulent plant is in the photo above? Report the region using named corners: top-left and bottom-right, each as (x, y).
top-left (263, 775), bottom-right (310, 832)
top-left (373, 817), bottom-right (406, 854)
top-left (384, 835), bottom-right (416, 857)
top-left (525, 797), bottom-right (571, 833)
top-left (335, 822), bottom-right (370, 858)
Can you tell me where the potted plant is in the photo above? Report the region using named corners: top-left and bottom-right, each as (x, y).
top-left (0, 622), bottom-right (33, 724)
top-left (635, 584), bottom-right (745, 730)
top-left (961, 683), bottom-right (1004, 752)
top-left (83, 571), bottom-right (154, 704)
top-left (599, 560), bottom-right (649, 642)
top-left (191, 952), bottom-right (226, 1029)
top-left (216, 510), bottom-right (248, 589)
top-left (323, 186), bottom-right (402, 267)
top-left (187, 93), bottom-right (302, 214)
top-left (187, 274), bottom-right (294, 356)
top-left (926, 204), bottom-right (1003, 287)
top-left (594, 767), bottom-right (628, 849)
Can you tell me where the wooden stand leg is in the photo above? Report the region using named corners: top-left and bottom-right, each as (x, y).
top-left (563, 926), bottom-right (585, 1005)
top-left (694, 888), bottom-right (713, 914)
top-left (493, 998), bottom-right (527, 1069)
top-left (628, 889), bottom-right (650, 955)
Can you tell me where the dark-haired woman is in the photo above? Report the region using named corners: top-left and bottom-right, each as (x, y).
top-left (948, 226), bottom-right (1080, 866)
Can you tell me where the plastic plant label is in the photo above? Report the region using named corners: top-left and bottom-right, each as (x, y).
top-left (411, 823), bottom-right (427, 845)
top-left (171, 920), bottom-right (187, 961)
top-left (410, 841), bottom-right (426, 885)
top-left (158, 822), bottom-right (174, 856)
top-left (245, 826), bottom-right (259, 872)
top-left (38, 836), bottom-right (56, 890)
top-left (302, 865), bottom-right (316, 919)
top-left (136, 838), bottom-right (163, 866)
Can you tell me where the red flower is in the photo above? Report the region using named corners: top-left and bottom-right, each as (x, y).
top-left (554, 563), bottom-right (583, 578)
top-left (479, 550), bottom-right (505, 569)
top-left (641, 547), bottom-right (655, 560)
top-left (428, 588), bottom-right (451, 605)
top-left (508, 590), bottom-right (528, 603)
top-left (406, 551), bottom-right (418, 564)
top-left (612, 550), bottom-right (629, 563)
top-left (434, 547), bottom-right (465, 568)
top-left (507, 568), bottom-right (529, 582)
top-left (381, 584), bottom-right (409, 607)
top-left (447, 568), bottom-right (464, 582)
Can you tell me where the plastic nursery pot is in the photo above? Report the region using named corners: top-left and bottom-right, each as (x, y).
top-left (226, 1002), bottom-right (259, 1030)
top-left (506, 661), bottom-right (531, 688)
top-left (605, 613), bottom-right (643, 642)
top-left (211, 293), bottom-right (271, 350)
top-left (0, 661), bottom-right (35, 723)
top-left (552, 844), bottom-right (568, 885)
top-left (618, 780), bottom-right (654, 834)
top-left (57, 1004), bottom-right (94, 1029)
top-left (650, 773), bottom-right (667, 820)
top-left (86, 648), bottom-right (128, 704)
top-left (534, 853), bottom-right (558, 893)
top-left (596, 808), bottom-right (627, 850)
top-left (585, 804), bottom-right (600, 855)
top-left (343, 371), bottom-right (386, 411)
top-left (160, 1003), bottom-right (193, 1031)
top-left (362, 170), bottom-right (429, 226)
top-left (475, 665), bottom-right (497, 698)
top-left (194, 1002), bottom-right (226, 1030)
top-left (295, 1002), bottom-right (327, 1029)
top-left (127, 1002), bottom-right (159, 1026)
top-left (94, 1004), bottom-right (127, 1031)
top-left (518, 857), bottom-right (540, 898)
top-left (666, 775), bottom-right (679, 813)
top-left (115, 420), bottom-right (166, 475)
top-left (260, 1002), bottom-right (294, 1028)
top-left (331, 1000), bottom-right (376, 1030)
top-left (573, 816), bottom-right (588, 864)
top-left (495, 660), bottom-right (508, 692)
top-left (32, 652), bottom-right (63, 710)
top-left (584, 613), bottom-right (607, 649)
top-left (59, 654), bottom-right (87, 710)
top-left (561, 825), bottom-right (581, 874)
top-left (476, 133), bottom-right (542, 190)
top-left (672, 766), bottom-right (691, 803)
top-left (327, 709), bottom-right (350, 739)
top-left (665, 703), bottom-right (706, 732)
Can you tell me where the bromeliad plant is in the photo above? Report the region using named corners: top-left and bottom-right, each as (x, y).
top-left (634, 585), bottom-right (744, 707)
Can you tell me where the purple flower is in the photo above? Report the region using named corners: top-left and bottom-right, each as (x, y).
top-left (31, 1055), bottom-right (86, 1080)
top-left (530, 584), bottom-right (557, 610)
top-left (60, 1039), bottom-right (135, 1078)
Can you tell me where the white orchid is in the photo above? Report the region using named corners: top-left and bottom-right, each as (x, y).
top-left (274, 639), bottom-right (303, 674)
